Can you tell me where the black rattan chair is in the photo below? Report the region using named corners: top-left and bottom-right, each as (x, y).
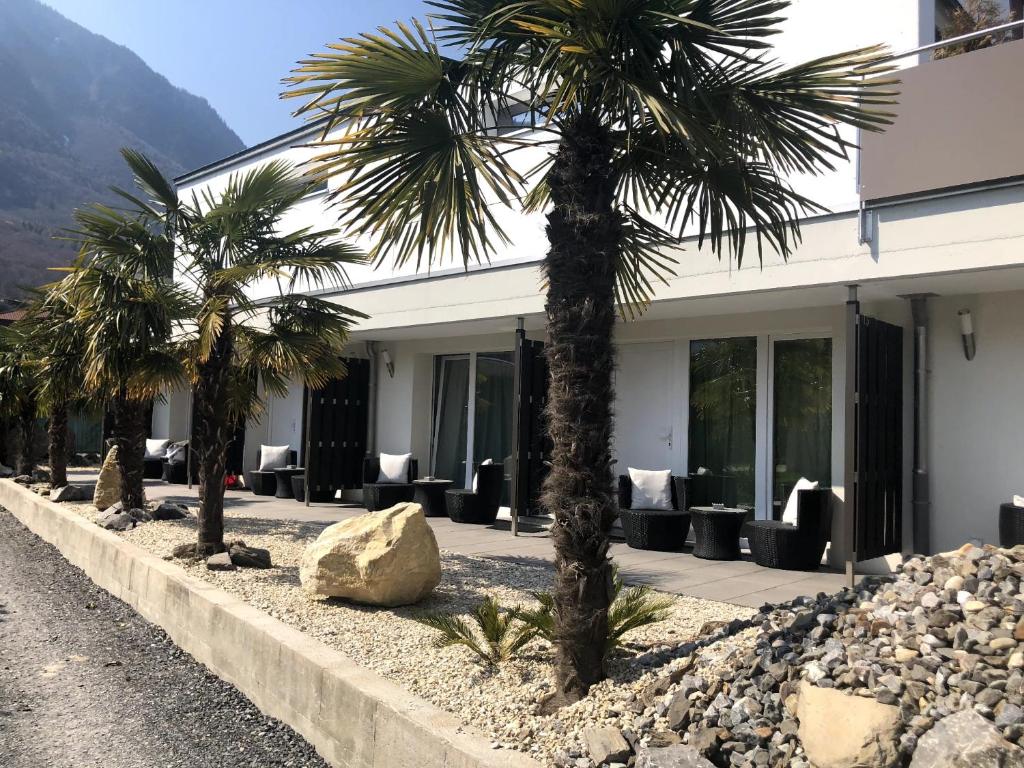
top-left (747, 489), bottom-right (832, 570)
top-left (245, 449), bottom-right (297, 496)
top-left (144, 457), bottom-right (165, 479)
top-left (999, 503), bottom-right (1024, 547)
top-left (446, 463), bottom-right (504, 524)
top-left (617, 475), bottom-right (691, 551)
top-left (362, 456), bottom-right (418, 511)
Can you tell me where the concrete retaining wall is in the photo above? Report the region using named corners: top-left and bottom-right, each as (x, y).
top-left (0, 481), bottom-right (540, 768)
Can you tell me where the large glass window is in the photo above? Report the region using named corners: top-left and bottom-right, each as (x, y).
top-left (431, 357), bottom-right (470, 486)
top-left (688, 338), bottom-right (757, 509)
top-left (772, 338), bottom-right (832, 518)
top-left (431, 352), bottom-right (514, 503)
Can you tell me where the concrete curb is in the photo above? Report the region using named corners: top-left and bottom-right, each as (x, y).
top-left (0, 480), bottom-right (541, 768)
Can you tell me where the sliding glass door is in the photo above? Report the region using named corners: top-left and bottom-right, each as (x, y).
top-left (431, 352), bottom-right (514, 503)
top-left (688, 338), bottom-right (757, 509)
top-left (770, 337), bottom-right (832, 518)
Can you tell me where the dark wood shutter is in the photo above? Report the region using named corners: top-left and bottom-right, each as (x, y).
top-left (303, 357), bottom-right (370, 502)
top-left (511, 331), bottom-right (550, 518)
top-left (855, 315), bottom-right (904, 560)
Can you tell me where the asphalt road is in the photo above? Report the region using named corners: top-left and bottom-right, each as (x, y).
top-left (0, 507), bottom-right (329, 768)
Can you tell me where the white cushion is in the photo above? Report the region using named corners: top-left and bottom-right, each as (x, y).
top-left (628, 467), bottom-right (673, 511)
top-left (377, 452), bottom-right (411, 484)
top-left (782, 478), bottom-right (819, 525)
top-left (1014, 495), bottom-right (1024, 508)
top-left (259, 444), bottom-right (291, 471)
top-left (145, 438), bottom-right (171, 459)
top-left (165, 442), bottom-right (187, 463)
top-left (472, 458), bottom-right (493, 492)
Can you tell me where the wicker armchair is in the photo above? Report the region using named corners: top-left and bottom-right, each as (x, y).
top-left (999, 503), bottom-right (1024, 547)
top-left (617, 475), bottom-right (691, 551)
top-left (747, 489), bottom-right (832, 570)
top-left (446, 463), bottom-right (504, 524)
top-left (245, 449), bottom-right (297, 496)
top-left (362, 456), bottom-right (418, 511)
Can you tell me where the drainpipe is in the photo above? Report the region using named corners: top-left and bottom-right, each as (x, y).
top-left (365, 341), bottom-right (379, 458)
top-left (909, 296), bottom-right (932, 554)
top-left (843, 285), bottom-right (860, 589)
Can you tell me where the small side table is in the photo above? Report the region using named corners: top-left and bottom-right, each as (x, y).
top-left (413, 479), bottom-right (453, 517)
top-left (690, 506), bottom-right (748, 560)
top-left (273, 467), bottom-right (305, 500)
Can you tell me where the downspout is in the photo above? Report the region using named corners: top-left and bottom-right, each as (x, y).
top-left (909, 296), bottom-right (932, 554)
top-left (365, 341), bottom-right (379, 459)
top-left (843, 285), bottom-right (860, 589)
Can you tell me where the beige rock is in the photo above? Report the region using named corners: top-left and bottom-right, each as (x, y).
top-left (797, 681), bottom-right (901, 768)
top-left (93, 446), bottom-right (122, 510)
top-left (894, 647), bottom-right (919, 663)
top-left (583, 726), bottom-right (631, 765)
top-left (299, 503), bottom-right (440, 607)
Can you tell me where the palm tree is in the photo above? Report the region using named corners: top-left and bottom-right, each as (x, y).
top-left (0, 322), bottom-right (40, 477)
top-left (92, 151), bottom-right (366, 556)
top-left (67, 180), bottom-right (185, 510)
top-left (283, 0), bottom-right (896, 700)
top-left (20, 282), bottom-right (91, 489)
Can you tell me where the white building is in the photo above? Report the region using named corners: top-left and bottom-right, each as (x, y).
top-left (155, 1), bottom-right (1024, 572)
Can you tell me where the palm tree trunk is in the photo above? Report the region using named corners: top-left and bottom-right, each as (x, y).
top-left (112, 395), bottom-right (147, 510)
top-left (193, 325), bottom-right (233, 556)
top-left (15, 400), bottom-right (37, 477)
top-left (48, 403), bottom-right (69, 488)
top-left (542, 113), bottom-right (621, 702)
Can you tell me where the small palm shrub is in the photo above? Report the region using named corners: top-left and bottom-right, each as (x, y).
top-left (415, 596), bottom-right (537, 667)
top-left (519, 568), bottom-right (674, 653)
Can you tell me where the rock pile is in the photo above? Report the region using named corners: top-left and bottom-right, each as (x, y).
top-left (619, 544), bottom-right (1024, 768)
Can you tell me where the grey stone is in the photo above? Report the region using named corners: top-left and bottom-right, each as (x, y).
top-left (99, 512), bottom-right (136, 531)
top-left (229, 544), bottom-right (272, 570)
top-left (49, 484), bottom-right (86, 502)
top-left (909, 710), bottom-right (1024, 768)
top-left (634, 745), bottom-right (714, 768)
top-left (205, 552), bottom-right (236, 571)
top-left (583, 726), bottom-right (631, 765)
top-left (151, 502), bottom-right (190, 521)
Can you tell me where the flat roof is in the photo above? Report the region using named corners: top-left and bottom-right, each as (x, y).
top-left (174, 117), bottom-right (330, 186)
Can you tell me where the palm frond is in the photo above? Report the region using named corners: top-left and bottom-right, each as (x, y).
top-left (416, 596), bottom-right (537, 666)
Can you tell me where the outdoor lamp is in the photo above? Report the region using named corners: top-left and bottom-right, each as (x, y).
top-left (958, 309), bottom-right (976, 361)
top-left (381, 348), bottom-right (395, 378)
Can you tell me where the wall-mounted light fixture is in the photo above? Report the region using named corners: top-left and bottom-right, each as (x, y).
top-left (381, 348), bottom-right (395, 378)
top-left (958, 309), bottom-right (976, 361)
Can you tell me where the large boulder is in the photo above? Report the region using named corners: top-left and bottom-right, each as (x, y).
top-left (796, 681), bottom-right (901, 768)
top-left (299, 503), bottom-right (440, 607)
top-left (93, 447), bottom-right (122, 510)
top-left (909, 710), bottom-right (1024, 768)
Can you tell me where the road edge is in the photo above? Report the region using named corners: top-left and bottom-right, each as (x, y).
top-left (0, 480), bottom-right (541, 768)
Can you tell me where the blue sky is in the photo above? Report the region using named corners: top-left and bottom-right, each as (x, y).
top-left (43, 0), bottom-right (437, 146)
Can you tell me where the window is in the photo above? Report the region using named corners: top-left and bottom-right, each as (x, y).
top-left (688, 338), bottom-right (757, 509)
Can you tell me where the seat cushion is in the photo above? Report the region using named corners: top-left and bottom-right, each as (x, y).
top-left (377, 452), bottom-right (411, 484)
top-left (259, 444), bottom-right (292, 471)
top-left (145, 438), bottom-right (171, 459)
top-left (782, 477), bottom-right (819, 525)
top-left (628, 467), bottom-right (673, 511)
top-left (472, 458), bottom-right (493, 492)
top-left (165, 441), bottom-right (188, 463)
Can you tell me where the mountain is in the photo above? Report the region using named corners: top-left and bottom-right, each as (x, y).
top-left (0, 0), bottom-right (245, 307)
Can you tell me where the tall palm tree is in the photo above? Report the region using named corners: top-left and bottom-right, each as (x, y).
top-left (91, 151), bottom-right (366, 556)
top-left (283, 0), bottom-right (896, 700)
top-left (0, 323), bottom-right (40, 477)
top-left (67, 180), bottom-right (185, 510)
top-left (20, 282), bottom-right (91, 489)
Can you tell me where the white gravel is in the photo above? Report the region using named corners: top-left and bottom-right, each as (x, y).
top-left (63, 499), bottom-right (753, 766)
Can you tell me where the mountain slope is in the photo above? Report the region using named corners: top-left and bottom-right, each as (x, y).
top-left (0, 0), bottom-right (245, 305)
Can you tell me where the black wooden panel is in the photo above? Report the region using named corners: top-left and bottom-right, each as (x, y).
top-left (512, 332), bottom-right (551, 518)
top-left (855, 316), bottom-right (904, 560)
top-left (303, 358), bottom-right (370, 502)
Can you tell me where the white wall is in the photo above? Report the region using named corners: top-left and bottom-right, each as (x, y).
top-left (928, 289), bottom-right (1024, 551)
top-left (150, 388), bottom-right (191, 442)
top-left (265, 381), bottom-right (305, 462)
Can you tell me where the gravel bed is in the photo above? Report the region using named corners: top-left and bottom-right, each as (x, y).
top-left (0, 506), bottom-right (328, 768)
top-left (61, 499), bottom-right (752, 765)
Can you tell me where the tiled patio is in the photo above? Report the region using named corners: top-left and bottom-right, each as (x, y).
top-left (67, 469), bottom-right (853, 608)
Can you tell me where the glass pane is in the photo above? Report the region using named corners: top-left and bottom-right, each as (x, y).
top-left (688, 338), bottom-right (757, 509)
top-left (772, 338), bottom-right (832, 518)
top-left (473, 352), bottom-right (515, 506)
top-left (432, 357), bottom-right (470, 486)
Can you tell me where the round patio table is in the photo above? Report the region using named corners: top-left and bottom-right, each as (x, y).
top-left (413, 479), bottom-right (454, 517)
top-left (690, 506), bottom-right (748, 560)
top-left (273, 467), bottom-right (305, 500)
